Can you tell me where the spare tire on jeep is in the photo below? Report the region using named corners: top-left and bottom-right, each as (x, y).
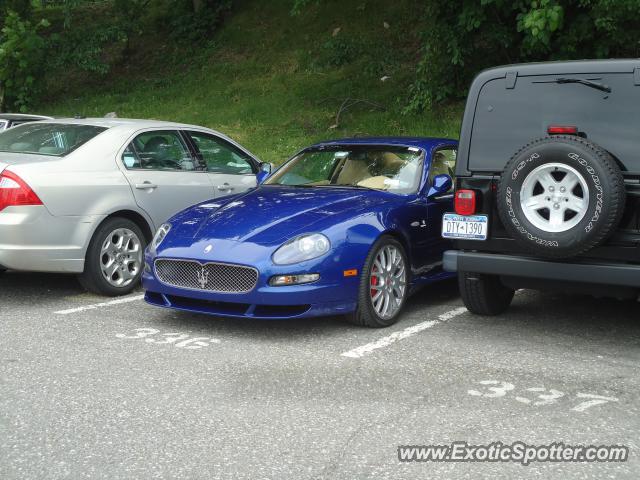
top-left (496, 135), bottom-right (625, 259)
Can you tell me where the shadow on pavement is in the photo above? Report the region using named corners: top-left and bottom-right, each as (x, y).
top-left (0, 271), bottom-right (87, 298)
top-left (460, 289), bottom-right (640, 354)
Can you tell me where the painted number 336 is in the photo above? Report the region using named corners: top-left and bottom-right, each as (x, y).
top-left (116, 328), bottom-right (219, 350)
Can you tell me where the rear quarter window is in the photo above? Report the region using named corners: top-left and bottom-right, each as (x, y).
top-left (469, 73), bottom-right (638, 172)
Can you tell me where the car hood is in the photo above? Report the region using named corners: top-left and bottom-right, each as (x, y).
top-left (171, 186), bottom-right (392, 246)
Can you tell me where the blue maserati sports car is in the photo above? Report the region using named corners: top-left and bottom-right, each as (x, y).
top-left (142, 137), bottom-right (458, 327)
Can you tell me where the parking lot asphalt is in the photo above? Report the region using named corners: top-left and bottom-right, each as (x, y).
top-left (1, 271), bottom-right (639, 479)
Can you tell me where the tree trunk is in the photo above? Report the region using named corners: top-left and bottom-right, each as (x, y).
top-left (193, 0), bottom-right (204, 12)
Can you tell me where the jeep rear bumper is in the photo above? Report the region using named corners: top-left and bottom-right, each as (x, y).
top-left (443, 250), bottom-right (640, 288)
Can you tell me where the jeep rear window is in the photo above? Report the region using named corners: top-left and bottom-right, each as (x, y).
top-left (468, 73), bottom-right (638, 172)
top-left (0, 123), bottom-right (106, 157)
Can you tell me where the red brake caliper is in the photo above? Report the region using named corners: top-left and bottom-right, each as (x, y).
top-left (370, 265), bottom-right (378, 297)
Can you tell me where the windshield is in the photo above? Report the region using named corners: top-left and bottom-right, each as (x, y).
top-left (0, 123), bottom-right (106, 156)
top-left (265, 145), bottom-right (424, 194)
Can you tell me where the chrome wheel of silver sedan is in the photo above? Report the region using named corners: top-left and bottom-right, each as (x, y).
top-left (520, 162), bottom-right (590, 233)
top-left (369, 244), bottom-right (407, 319)
top-left (100, 228), bottom-right (143, 287)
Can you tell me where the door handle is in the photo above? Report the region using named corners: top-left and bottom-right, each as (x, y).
top-left (217, 183), bottom-right (235, 191)
top-left (135, 182), bottom-right (158, 190)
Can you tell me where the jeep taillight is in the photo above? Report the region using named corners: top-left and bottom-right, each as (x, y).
top-left (0, 170), bottom-right (42, 212)
top-left (548, 125), bottom-right (578, 135)
top-left (455, 190), bottom-right (476, 216)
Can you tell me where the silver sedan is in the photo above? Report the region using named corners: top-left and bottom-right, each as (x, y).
top-left (0, 118), bottom-right (269, 295)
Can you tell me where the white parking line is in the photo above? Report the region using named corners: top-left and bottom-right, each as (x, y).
top-left (341, 307), bottom-right (468, 359)
top-left (55, 294), bottom-right (144, 315)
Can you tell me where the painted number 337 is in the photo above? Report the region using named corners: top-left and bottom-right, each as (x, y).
top-left (468, 380), bottom-right (618, 413)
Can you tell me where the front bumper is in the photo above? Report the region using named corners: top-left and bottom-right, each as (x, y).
top-left (0, 206), bottom-right (103, 273)
top-left (444, 250), bottom-right (640, 287)
top-left (142, 246), bottom-right (361, 319)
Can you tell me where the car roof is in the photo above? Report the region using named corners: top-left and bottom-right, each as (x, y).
top-left (309, 136), bottom-right (458, 150)
top-left (472, 58), bottom-right (640, 85)
top-left (33, 117), bottom-right (211, 130)
top-left (0, 113), bottom-right (53, 121)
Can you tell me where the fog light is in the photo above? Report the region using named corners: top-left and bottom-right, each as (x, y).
top-left (269, 273), bottom-right (320, 286)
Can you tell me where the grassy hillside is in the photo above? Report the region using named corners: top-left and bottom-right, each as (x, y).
top-left (36, 0), bottom-right (463, 164)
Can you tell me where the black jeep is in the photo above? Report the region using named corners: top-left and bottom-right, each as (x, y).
top-left (443, 59), bottom-right (640, 314)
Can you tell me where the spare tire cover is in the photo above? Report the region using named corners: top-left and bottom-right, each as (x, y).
top-left (496, 135), bottom-right (625, 258)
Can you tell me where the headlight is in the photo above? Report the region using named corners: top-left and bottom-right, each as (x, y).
top-left (272, 233), bottom-right (330, 265)
top-left (151, 223), bottom-right (171, 250)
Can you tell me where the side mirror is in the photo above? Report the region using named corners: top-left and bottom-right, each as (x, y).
top-left (427, 174), bottom-right (453, 198)
top-left (256, 162), bottom-right (273, 184)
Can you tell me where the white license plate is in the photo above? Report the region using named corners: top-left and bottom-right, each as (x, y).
top-left (442, 213), bottom-right (488, 240)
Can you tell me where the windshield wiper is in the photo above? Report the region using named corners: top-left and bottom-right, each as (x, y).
top-left (316, 184), bottom-right (378, 191)
top-left (266, 183), bottom-right (316, 188)
top-left (554, 77), bottom-right (612, 93)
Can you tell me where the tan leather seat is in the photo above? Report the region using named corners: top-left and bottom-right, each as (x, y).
top-left (430, 152), bottom-right (450, 177)
top-left (336, 158), bottom-right (372, 185)
top-left (380, 152), bottom-right (405, 170)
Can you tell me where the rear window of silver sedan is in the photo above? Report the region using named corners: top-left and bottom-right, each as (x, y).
top-left (0, 123), bottom-right (107, 156)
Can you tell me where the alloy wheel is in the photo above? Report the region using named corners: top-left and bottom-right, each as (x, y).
top-left (100, 228), bottom-right (143, 288)
top-left (369, 245), bottom-right (407, 319)
top-left (520, 163), bottom-right (590, 233)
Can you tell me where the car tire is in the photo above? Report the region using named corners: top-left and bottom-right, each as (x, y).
top-left (497, 135), bottom-right (625, 258)
top-left (78, 217), bottom-right (146, 296)
top-left (347, 235), bottom-right (409, 328)
top-left (458, 272), bottom-right (514, 316)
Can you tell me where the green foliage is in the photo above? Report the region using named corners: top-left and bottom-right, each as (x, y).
top-left (111, 0), bottom-right (155, 39)
top-left (518, 0), bottom-right (564, 52)
top-left (1, 0), bottom-right (33, 18)
top-left (315, 35), bottom-right (359, 67)
top-left (47, 25), bottom-right (128, 75)
top-left (0, 11), bottom-right (48, 111)
top-left (36, 0), bottom-right (461, 164)
top-left (167, 0), bottom-right (232, 44)
top-left (312, 33), bottom-right (398, 78)
top-left (290, 0), bottom-right (316, 15)
top-left (406, 0), bottom-right (640, 111)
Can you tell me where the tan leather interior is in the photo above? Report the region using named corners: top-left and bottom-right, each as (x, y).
top-left (336, 159), bottom-right (372, 185)
top-left (357, 176), bottom-right (388, 189)
top-left (430, 152), bottom-right (450, 177)
top-left (335, 152), bottom-right (419, 190)
top-left (379, 152), bottom-right (405, 169)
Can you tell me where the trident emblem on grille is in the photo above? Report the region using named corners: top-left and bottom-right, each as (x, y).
top-left (196, 267), bottom-right (209, 289)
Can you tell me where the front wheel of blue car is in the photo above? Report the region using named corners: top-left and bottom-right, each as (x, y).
top-left (348, 236), bottom-right (409, 328)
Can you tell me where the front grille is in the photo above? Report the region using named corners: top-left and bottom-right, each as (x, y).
top-left (154, 259), bottom-right (258, 293)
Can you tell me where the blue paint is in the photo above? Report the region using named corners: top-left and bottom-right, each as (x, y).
top-left (143, 137), bottom-right (458, 319)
